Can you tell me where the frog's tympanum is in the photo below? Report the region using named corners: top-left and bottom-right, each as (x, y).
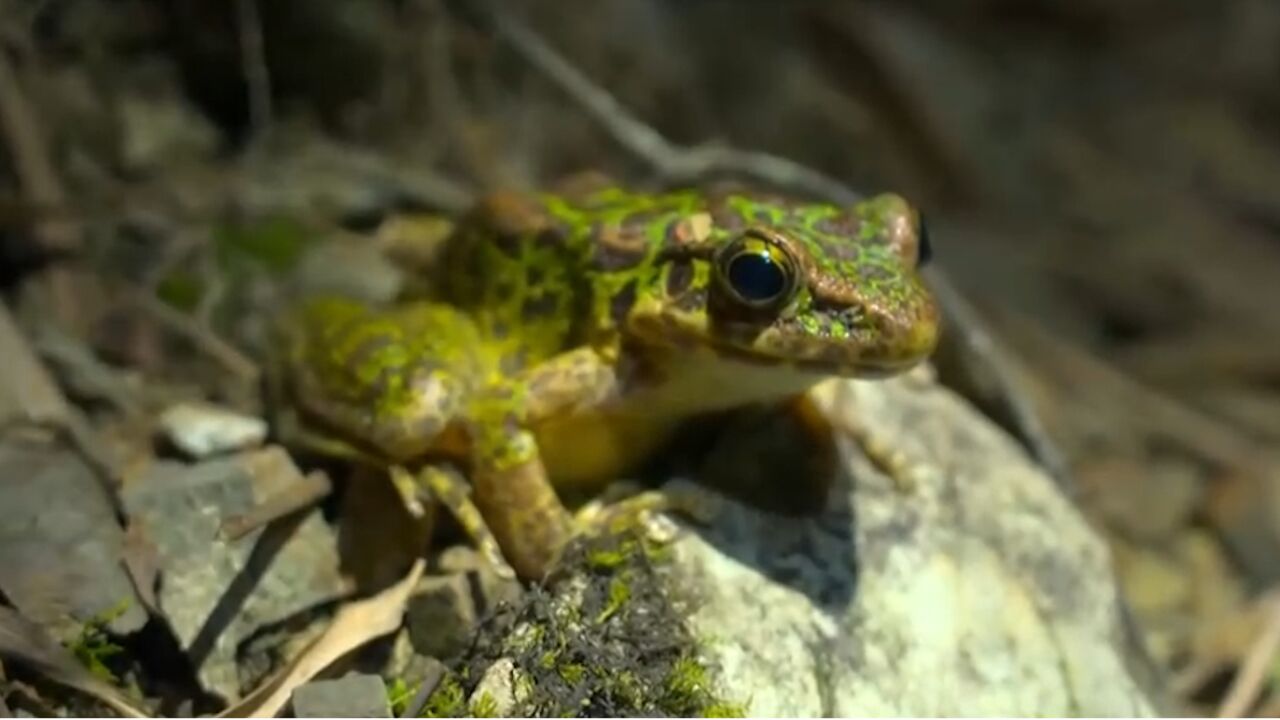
top-left (277, 182), bottom-right (939, 580)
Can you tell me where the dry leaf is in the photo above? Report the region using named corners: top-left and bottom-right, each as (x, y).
top-left (219, 558), bottom-right (425, 718)
top-left (0, 606), bottom-right (149, 718)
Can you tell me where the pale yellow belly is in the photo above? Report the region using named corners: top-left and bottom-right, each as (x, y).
top-left (532, 349), bottom-right (828, 493)
top-left (533, 409), bottom-right (677, 492)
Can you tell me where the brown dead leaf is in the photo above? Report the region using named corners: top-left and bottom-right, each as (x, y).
top-left (219, 558), bottom-right (425, 718)
top-left (121, 521), bottom-right (162, 616)
top-left (0, 605), bottom-right (149, 718)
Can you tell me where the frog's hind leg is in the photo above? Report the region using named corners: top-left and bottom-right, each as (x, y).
top-left (391, 464), bottom-right (516, 580)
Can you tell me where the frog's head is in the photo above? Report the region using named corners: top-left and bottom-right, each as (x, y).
top-left (627, 192), bottom-right (939, 377)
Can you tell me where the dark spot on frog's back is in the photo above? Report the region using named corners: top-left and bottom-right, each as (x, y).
top-left (499, 349), bottom-right (527, 374)
top-left (590, 217), bottom-right (652, 271)
top-left (611, 279), bottom-right (638, 325)
top-left (521, 292), bottom-right (560, 320)
top-left (665, 259), bottom-right (693, 297)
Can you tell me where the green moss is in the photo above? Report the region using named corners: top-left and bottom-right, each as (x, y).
top-left (469, 691), bottom-right (499, 718)
top-left (437, 528), bottom-right (747, 717)
top-left (213, 215), bottom-right (313, 275)
top-left (556, 663), bottom-right (586, 686)
top-left (386, 677), bottom-right (416, 717)
top-left (593, 575), bottom-right (631, 624)
top-left (155, 270), bottom-right (205, 312)
top-left (585, 545), bottom-right (630, 571)
top-left (419, 673), bottom-right (467, 718)
top-left (65, 599), bottom-right (130, 683)
top-left (702, 701), bottom-right (749, 717)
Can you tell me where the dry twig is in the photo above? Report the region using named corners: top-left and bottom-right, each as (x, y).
top-left (220, 470), bottom-right (334, 542)
top-left (471, 0), bottom-right (859, 204)
top-left (0, 34), bottom-right (83, 326)
top-left (1218, 591), bottom-right (1280, 718)
top-left (219, 559), bottom-right (425, 718)
top-left (128, 289), bottom-right (262, 386)
top-left (235, 0), bottom-right (273, 139)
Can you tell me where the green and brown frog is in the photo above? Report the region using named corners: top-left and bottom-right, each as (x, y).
top-left (273, 179), bottom-right (939, 581)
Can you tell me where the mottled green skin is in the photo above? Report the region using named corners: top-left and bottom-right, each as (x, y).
top-left (281, 182), bottom-right (939, 580)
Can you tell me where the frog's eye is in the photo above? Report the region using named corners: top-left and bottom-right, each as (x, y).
top-left (917, 214), bottom-right (933, 267)
top-left (716, 232), bottom-right (800, 310)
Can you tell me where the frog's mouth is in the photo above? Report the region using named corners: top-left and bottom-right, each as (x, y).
top-left (629, 305), bottom-right (932, 378)
top-left (707, 320), bottom-right (930, 378)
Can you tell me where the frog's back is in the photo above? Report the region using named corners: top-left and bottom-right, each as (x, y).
top-left (432, 185), bottom-right (707, 369)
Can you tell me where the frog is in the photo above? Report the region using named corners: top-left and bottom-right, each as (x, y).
top-left (274, 178), bottom-right (939, 581)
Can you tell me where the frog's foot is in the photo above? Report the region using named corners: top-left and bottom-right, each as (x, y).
top-left (389, 464), bottom-right (431, 519)
top-left (391, 465), bottom-right (517, 580)
top-left (823, 391), bottom-right (920, 493)
top-left (574, 479), bottom-right (725, 546)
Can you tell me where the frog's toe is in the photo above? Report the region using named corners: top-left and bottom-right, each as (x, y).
top-left (389, 465), bottom-right (431, 519)
top-left (577, 480), bottom-right (725, 540)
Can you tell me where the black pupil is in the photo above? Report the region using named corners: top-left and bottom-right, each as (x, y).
top-left (727, 251), bottom-right (787, 303)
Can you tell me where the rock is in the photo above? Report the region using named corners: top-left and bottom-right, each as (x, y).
top-left (461, 374), bottom-right (1168, 716)
top-left (468, 658), bottom-right (527, 717)
top-left (158, 402), bottom-right (268, 459)
top-left (437, 545), bottom-right (524, 614)
top-left (406, 574), bottom-right (475, 661)
top-left (0, 441), bottom-right (146, 639)
top-left (119, 446), bottom-right (345, 701)
top-left (662, 376), bottom-right (1167, 716)
top-left (291, 674), bottom-right (390, 718)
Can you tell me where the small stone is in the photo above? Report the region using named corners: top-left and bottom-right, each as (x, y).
top-left (436, 545), bottom-right (523, 614)
top-left (468, 658), bottom-right (528, 717)
top-left (291, 674), bottom-right (390, 718)
top-left (406, 574), bottom-right (475, 660)
top-left (158, 402), bottom-right (267, 458)
top-left (383, 630), bottom-right (447, 690)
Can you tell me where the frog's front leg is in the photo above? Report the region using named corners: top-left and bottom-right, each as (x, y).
top-left (820, 384), bottom-right (920, 493)
top-left (469, 345), bottom-right (735, 579)
top-left (465, 405), bottom-right (575, 581)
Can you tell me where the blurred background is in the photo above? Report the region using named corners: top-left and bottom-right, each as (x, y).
top-left (2, 0), bottom-right (1279, 715)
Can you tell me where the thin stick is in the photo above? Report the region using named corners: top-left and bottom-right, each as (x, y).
top-left (400, 660), bottom-right (447, 719)
top-left (927, 268), bottom-right (1073, 491)
top-left (235, 0), bottom-right (272, 138)
top-left (475, 0), bottom-right (859, 204)
top-left (1218, 591), bottom-right (1280, 718)
top-left (0, 33), bottom-right (83, 326)
top-left (0, 38), bottom-right (76, 255)
top-left (129, 289), bottom-right (262, 385)
top-left (220, 470), bottom-right (333, 541)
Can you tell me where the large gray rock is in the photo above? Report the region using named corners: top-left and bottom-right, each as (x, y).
top-left (664, 375), bottom-right (1166, 716)
top-left (0, 442), bottom-right (146, 639)
top-left (120, 446), bottom-right (346, 701)
top-left (291, 674), bottom-right (390, 718)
